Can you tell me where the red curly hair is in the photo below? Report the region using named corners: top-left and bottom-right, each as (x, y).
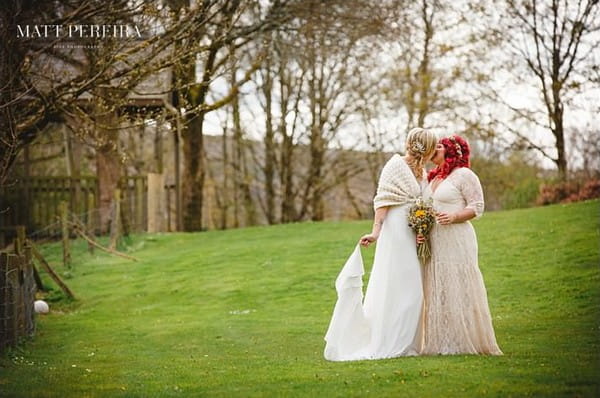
top-left (427, 135), bottom-right (471, 182)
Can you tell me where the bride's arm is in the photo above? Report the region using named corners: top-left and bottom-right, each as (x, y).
top-left (371, 206), bottom-right (389, 236)
top-left (437, 208), bottom-right (476, 224)
top-left (359, 206), bottom-right (389, 247)
top-left (437, 169), bottom-right (484, 225)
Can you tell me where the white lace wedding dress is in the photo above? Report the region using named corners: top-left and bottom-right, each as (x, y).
top-left (420, 167), bottom-right (502, 355)
top-left (324, 155), bottom-right (424, 361)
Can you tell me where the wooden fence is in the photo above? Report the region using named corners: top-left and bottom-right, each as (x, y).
top-left (0, 246), bottom-right (36, 352)
top-left (0, 176), bottom-right (177, 243)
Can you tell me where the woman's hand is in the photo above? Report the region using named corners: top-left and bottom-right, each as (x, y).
top-left (416, 234), bottom-right (426, 244)
top-left (436, 212), bottom-right (456, 225)
top-left (359, 233), bottom-right (378, 248)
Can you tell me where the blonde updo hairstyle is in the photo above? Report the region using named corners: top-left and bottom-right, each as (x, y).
top-left (405, 127), bottom-right (437, 180)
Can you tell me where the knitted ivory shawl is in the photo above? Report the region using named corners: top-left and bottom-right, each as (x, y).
top-left (373, 154), bottom-right (422, 210)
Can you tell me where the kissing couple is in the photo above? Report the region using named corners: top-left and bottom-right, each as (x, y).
top-left (324, 128), bottom-right (503, 361)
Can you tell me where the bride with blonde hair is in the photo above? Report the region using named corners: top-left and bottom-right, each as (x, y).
top-left (324, 127), bottom-right (437, 361)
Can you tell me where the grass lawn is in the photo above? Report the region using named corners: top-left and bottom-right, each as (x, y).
top-left (1, 200), bottom-right (598, 397)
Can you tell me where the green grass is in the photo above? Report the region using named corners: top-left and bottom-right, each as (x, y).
top-left (1, 200), bottom-right (599, 397)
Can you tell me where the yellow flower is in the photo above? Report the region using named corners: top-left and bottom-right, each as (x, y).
top-left (415, 210), bottom-right (426, 217)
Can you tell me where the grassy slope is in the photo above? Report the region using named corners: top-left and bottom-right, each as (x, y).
top-left (0, 200), bottom-right (598, 397)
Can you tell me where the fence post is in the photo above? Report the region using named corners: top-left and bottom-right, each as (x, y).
top-left (135, 178), bottom-right (144, 232)
top-left (0, 252), bottom-right (8, 351)
top-left (60, 201), bottom-right (71, 268)
top-left (147, 173), bottom-right (165, 233)
top-left (119, 181), bottom-right (130, 238)
top-left (24, 147), bottom-right (31, 228)
top-left (15, 226), bottom-right (25, 255)
top-left (86, 192), bottom-right (95, 254)
top-left (0, 185), bottom-right (5, 248)
top-left (23, 244), bottom-right (35, 336)
top-left (109, 189), bottom-right (121, 250)
top-left (15, 254), bottom-right (25, 341)
top-left (4, 255), bottom-right (18, 348)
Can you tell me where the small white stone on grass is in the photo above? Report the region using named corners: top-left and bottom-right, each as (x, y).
top-left (34, 300), bottom-right (49, 314)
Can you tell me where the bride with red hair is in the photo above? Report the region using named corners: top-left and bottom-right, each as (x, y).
top-left (419, 135), bottom-right (502, 355)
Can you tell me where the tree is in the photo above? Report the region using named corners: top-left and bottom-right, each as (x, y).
top-left (167, 0), bottom-right (296, 231)
top-left (500, 0), bottom-right (599, 180)
top-left (1, 0), bottom-right (185, 228)
top-left (1, 0), bottom-right (297, 231)
top-left (280, 1), bottom-right (394, 222)
top-left (380, 0), bottom-right (496, 138)
top-left (262, 29), bottom-right (307, 223)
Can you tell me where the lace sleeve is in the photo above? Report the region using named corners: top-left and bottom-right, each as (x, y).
top-left (456, 168), bottom-right (485, 218)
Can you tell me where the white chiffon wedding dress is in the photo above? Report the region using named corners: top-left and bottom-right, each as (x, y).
top-left (324, 155), bottom-right (424, 361)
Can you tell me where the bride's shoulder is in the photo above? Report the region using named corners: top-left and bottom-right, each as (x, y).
top-left (452, 167), bottom-right (481, 184)
top-left (381, 153), bottom-right (404, 170)
top-left (453, 166), bottom-right (477, 176)
top-left (379, 154), bottom-right (415, 183)
top-left (389, 153), bottom-right (403, 163)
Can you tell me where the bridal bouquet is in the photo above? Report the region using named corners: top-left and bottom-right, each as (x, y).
top-left (407, 198), bottom-right (436, 264)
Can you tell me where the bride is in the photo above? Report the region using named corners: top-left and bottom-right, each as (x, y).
top-left (324, 127), bottom-right (437, 361)
top-left (419, 134), bottom-right (502, 355)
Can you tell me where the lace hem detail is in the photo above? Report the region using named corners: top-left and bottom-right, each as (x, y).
top-left (419, 220), bottom-right (502, 355)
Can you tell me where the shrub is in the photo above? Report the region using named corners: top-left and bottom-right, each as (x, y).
top-left (569, 179), bottom-right (600, 202)
top-left (536, 179), bottom-right (600, 205)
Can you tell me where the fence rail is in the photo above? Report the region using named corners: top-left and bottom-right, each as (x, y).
top-left (0, 175), bottom-right (177, 242)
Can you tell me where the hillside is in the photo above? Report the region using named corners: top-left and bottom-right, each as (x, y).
top-left (1, 200), bottom-right (599, 397)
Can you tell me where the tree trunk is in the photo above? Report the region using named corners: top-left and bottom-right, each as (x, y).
top-left (232, 94), bottom-right (257, 227)
top-left (554, 113), bottom-right (567, 181)
top-left (180, 37), bottom-right (219, 231)
top-left (307, 127), bottom-right (325, 222)
top-left (95, 98), bottom-right (121, 234)
top-left (219, 124), bottom-right (230, 230)
top-left (277, 51), bottom-right (301, 223)
top-left (417, 0), bottom-right (433, 127)
top-left (308, 45), bottom-right (325, 222)
top-left (280, 130), bottom-right (296, 223)
top-left (182, 114), bottom-right (206, 231)
top-left (263, 57), bottom-right (276, 224)
top-left (552, 37), bottom-right (567, 181)
top-left (96, 140), bottom-right (121, 234)
top-left (231, 105), bottom-right (240, 228)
